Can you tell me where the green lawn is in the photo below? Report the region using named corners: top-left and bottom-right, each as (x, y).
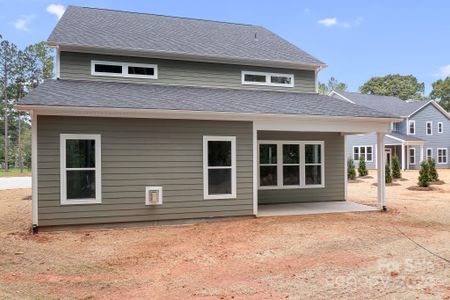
top-left (0, 168), bottom-right (31, 177)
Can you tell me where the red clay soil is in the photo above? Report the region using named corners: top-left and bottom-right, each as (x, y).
top-left (0, 170), bottom-right (449, 299)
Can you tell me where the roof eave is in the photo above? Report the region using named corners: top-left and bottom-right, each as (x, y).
top-left (48, 41), bottom-right (328, 71)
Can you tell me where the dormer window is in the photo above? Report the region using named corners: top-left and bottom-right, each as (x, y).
top-left (242, 71), bottom-right (294, 87)
top-left (91, 60), bottom-right (158, 79)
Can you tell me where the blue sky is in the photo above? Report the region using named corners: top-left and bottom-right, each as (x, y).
top-left (1, 0), bottom-right (449, 94)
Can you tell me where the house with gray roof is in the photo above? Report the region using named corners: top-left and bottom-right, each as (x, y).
top-left (17, 6), bottom-right (397, 232)
top-left (331, 91), bottom-right (450, 170)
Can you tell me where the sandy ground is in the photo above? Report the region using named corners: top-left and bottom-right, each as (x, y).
top-left (0, 170), bottom-right (449, 299)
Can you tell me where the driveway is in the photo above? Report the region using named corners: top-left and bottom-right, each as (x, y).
top-left (0, 177), bottom-right (31, 190)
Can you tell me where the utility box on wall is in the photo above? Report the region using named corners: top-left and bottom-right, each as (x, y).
top-left (145, 186), bottom-right (163, 205)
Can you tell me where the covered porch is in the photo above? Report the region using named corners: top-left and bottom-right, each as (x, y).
top-left (253, 117), bottom-right (394, 217)
top-left (385, 132), bottom-right (425, 170)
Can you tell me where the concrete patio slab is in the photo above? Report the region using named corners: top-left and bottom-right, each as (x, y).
top-left (0, 177), bottom-right (32, 190)
top-left (258, 201), bottom-right (379, 217)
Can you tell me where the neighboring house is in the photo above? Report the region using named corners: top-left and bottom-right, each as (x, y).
top-left (331, 91), bottom-right (450, 170)
top-left (17, 6), bottom-right (396, 231)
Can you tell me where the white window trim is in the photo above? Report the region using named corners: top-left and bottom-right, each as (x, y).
top-left (437, 148), bottom-right (448, 164)
top-left (426, 148), bottom-right (433, 160)
top-left (409, 147), bottom-right (416, 165)
top-left (258, 140), bottom-right (325, 190)
top-left (241, 70), bottom-right (294, 88)
top-left (426, 121), bottom-right (433, 135)
top-left (60, 134), bottom-right (102, 205)
top-left (409, 120), bottom-right (416, 135)
top-left (91, 60), bottom-right (158, 79)
top-left (438, 122), bottom-right (443, 134)
top-left (353, 145), bottom-right (374, 162)
top-left (203, 136), bottom-right (236, 200)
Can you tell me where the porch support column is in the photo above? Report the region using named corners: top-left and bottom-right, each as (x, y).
top-left (406, 145), bottom-right (410, 170)
top-left (377, 132), bottom-right (386, 211)
top-left (401, 143), bottom-right (406, 170)
top-left (420, 144), bottom-right (424, 163)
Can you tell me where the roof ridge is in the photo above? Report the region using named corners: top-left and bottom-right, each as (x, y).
top-left (69, 5), bottom-right (258, 27)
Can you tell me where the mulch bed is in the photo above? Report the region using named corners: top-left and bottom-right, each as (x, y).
top-left (429, 180), bottom-right (445, 185)
top-left (372, 182), bottom-right (401, 187)
top-left (394, 178), bottom-right (408, 182)
top-left (359, 175), bottom-right (373, 179)
top-left (348, 179), bottom-right (364, 183)
top-left (407, 185), bottom-right (440, 191)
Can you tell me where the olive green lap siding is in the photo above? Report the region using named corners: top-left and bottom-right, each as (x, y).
top-left (258, 131), bottom-right (345, 204)
top-left (60, 52), bottom-right (316, 93)
top-left (37, 116), bottom-right (253, 226)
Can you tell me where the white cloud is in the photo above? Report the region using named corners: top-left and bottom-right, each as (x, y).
top-left (438, 65), bottom-right (450, 78)
top-left (13, 16), bottom-right (33, 31)
top-left (318, 17), bottom-right (363, 29)
top-left (46, 4), bottom-right (65, 19)
top-left (318, 18), bottom-right (337, 27)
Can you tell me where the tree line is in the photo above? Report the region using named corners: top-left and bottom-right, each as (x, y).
top-left (1, 34), bottom-right (53, 172)
top-left (320, 74), bottom-right (450, 110)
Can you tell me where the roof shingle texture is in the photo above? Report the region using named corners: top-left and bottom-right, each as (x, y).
top-left (19, 80), bottom-right (395, 119)
top-left (48, 6), bottom-right (325, 67)
top-left (336, 91), bottom-right (426, 117)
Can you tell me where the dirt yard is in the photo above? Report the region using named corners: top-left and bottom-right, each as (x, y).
top-left (0, 170), bottom-right (449, 299)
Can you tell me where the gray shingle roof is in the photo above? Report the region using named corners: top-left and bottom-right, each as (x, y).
top-left (387, 132), bottom-right (424, 142)
top-left (335, 91), bottom-right (426, 117)
top-left (19, 80), bottom-right (396, 119)
top-left (48, 6), bottom-right (325, 68)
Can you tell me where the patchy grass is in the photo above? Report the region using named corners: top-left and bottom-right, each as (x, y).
top-left (0, 170), bottom-right (449, 299)
top-left (0, 168), bottom-right (31, 177)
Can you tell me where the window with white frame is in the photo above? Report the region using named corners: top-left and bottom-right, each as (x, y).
top-left (258, 141), bottom-right (324, 189)
top-left (408, 120), bottom-right (415, 135)
top-left (409, 147), bottom-right (416, 165)
top-left (353, 146), bottom-right (373, 162)
top-left (241, 71), bottom-right (294, 87)
top-left (60, 134), bottom-right (102, 205)
top-left (91, 60), bottom-right (158, 79)
top-left (203, 136), bottom-right (236, 199)
top-left (438, 122), bottom-right (443, 133)
top-left (426, 148), bottom-right (433, 160)
top-left (426, 121), bottom-right (432, 135)
top-left (437, 148), bottom-right (448, 164)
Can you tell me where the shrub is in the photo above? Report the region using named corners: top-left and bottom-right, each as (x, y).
top-left (358, 155), bottom-right (368, 177)
top-left (347, 158), bottom-right (356, 180)
top-left (385, 164), bottom-right (393, 184)
top-left (428, 158), bottom-right (438, 181)
top-left (392, 154), bottom-right (401, 179)
top-left (418, 160), bottom-right (431, 187)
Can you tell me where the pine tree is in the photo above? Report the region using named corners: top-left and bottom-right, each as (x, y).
top-left (347, 158), bottom-right (356, 180)
top-left (358, 155), bottom-right (368, 177)
top-left (392, 154), bottom-right (401, 179)
top-left (428, 158), bottom-right (438, 181)
top-left (385, 164), bottom-right (393, 184)
top-left (418, 160), bottom-right (431, 187)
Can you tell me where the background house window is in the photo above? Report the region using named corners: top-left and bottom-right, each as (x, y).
top-left (409, 120), bottom-right (415, 135)
top-left (242, 71), bottom-right (294, 87)
top-left (259, 144), bottom-right (278, 186)
top-left (203, 136), bottom-right (236, 199)
top-left (426, 148), bottom-right (433, 160)
top-left (60, 134), bottom-right (102, 205)
top-left (258, 141), bottom-right (324, 189)
top-left (438, 122), bottom-right (443, 133)
top-left (437, 148), bottom-right (448, 164)
top-left (426, 121), bottom-right (432, 135)
top-left (91, 60), bottom-right (158, 79)
top-left (353, 146), bottom-right (373, 162)
top-left (409, 148), bottom-right (416, 165)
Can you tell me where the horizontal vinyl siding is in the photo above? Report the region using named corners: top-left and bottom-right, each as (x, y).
top-left (345, 134), bottom-right (377, 169)
top-left (37, 116), bottom-right (253, 226)
top-left (60, 51), bottom-right (316, 93)
top-left (257, 131), bottom-right (345, 204)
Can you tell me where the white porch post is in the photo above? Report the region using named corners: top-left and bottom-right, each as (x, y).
top-left (420, 144), bottom-right (424, 163)
top-left (377, 132), bottom-right (386, 211)
top-left (401, 143), bottom-right (406, 170)
top-left (406, 145), bottom-right (410, 170)
top-left (31, 111), bottom-right (39, 233)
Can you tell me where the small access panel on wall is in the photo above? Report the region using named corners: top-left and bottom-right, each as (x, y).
top-left (145, 186), bottom-right (163, 205)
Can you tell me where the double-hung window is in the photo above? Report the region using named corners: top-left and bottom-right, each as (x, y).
top-left (91, 60), bottom-right (158, 79)
top-left (241, 71), bottom-right (294, 87)
top-left (426, 148), bottom-right (433, 160)
top-left (258, 141), bottom-right (324, 189)
top-left (60, 134), bottom-right (102, 205)
top-left (426, 121), bottom-right (432, 135)
top-left (408, 120), bottom-right (416, 135)
top-left (438, 122), bottom-right (443, 133)
top-left (409, 148), bottom-right (416, 165)
top-left (353, 146), bottom-right (373, 162)
top-left (437, 148), bottom-right (448, 164)
top-left (203, 136), bottom-right (236, 199)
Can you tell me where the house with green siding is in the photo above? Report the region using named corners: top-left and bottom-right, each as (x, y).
top-left (17, 6), bottom-right (398, 232)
